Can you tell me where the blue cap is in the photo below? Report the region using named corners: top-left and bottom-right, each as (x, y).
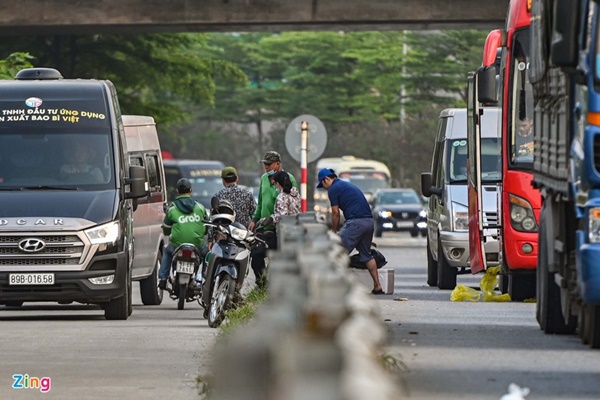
top-left (316, 168), bottom-right (336, 188)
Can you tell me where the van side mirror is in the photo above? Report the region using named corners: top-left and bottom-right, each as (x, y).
top-left (477, 66), bottom-right (497, 104)
top-left (125, 165), bottom-right (147, 199)
top-left (421, 172), bottom-right (442, 198)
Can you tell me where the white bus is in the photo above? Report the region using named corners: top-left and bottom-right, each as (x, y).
top-left (314, 155), bottom-right (392, 223)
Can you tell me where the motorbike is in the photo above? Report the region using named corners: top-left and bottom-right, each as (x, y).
top-left (165, 243), bottom-right (203, 310)
top-left (201, 198), bottom-right (269, 327)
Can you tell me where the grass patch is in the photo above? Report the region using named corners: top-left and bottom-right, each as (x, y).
top-left (218, 285), bottom-right (268, 337)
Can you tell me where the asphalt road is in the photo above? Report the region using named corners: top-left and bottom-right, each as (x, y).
top-left (1, 232), bottom-right (600, 399)
top-left (0, 284), bottom-right (217, 400)
top-left (374, 234), bottom-right (600, 400)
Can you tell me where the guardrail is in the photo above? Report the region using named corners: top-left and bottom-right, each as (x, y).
top-left (209, 212), bottom-right (403, 400)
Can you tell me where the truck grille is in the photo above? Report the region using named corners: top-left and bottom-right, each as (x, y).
top-left (0, 233), bottom-right (85, 266)
top-left (483, 212), bottom-right (498, 227)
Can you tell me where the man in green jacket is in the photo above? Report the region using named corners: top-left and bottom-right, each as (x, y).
top-left (248, 151), bottom-right (297, 288)
top-left (158, 178), bottom-right (206, 290)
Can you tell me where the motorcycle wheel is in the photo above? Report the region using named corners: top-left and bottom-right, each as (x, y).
top-left (208, 273), bottom-right (235, 328)
top-left (177, 283), bottom-right (187, 310)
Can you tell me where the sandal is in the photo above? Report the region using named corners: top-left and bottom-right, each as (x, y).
top-left (371, 288), bottom-right (385, 295)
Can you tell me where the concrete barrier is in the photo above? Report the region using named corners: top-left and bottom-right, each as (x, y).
top-left (210, 213), bottom-right (402, 399)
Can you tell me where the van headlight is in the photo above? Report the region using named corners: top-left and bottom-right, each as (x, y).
top-left (509, 194), bottom-right (538, 232)
top-left (452, 203), bottom-right (468, 232)
top-left (85, 221), bottom-right (120, 245)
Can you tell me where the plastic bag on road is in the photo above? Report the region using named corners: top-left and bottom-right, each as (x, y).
top-left (449, 267), bottom-right (510, 302)
top-left (450, 285), bottom-right (481, 302)
top-left (499, 383), bottom-right (530, 400)
top-left (480, 266), bottom-right (511, 302)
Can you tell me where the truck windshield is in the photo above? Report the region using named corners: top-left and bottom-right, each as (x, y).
top-left (0, 130), bottom-right (114, 189)
top-left (338, 171), bottom-right (390, 193)
top-left (449, 138), bottom-right (500, 183)
top-left (508, 28), bottom-right (534, 168)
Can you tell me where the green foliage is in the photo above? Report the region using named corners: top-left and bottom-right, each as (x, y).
top-left (0, 30), bottom-right (488, 192)
top-left (180, 30), bottom-right (489, 191)
top-left (0, 34), bottom-right (246, 128)
top-left (0, 52), bottom-right (34, 79)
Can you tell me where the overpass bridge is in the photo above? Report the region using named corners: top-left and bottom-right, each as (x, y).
top-left (0, 0), bottom-right (508, 35)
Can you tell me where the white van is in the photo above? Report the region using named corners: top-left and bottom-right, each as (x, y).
top-left (124, 115), bottom-right (167, 305)
top-left (421, 108), bottom-right (500, 289)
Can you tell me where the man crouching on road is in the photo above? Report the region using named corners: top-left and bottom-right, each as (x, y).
top-left (316, 168), bottom-right (383, 294)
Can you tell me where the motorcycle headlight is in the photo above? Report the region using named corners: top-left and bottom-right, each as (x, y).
top-left (85, 221), bottom-right (120, 245)
top-left (230, 226), bottom-right (249, 241)
top-left (509, 194), bottom-right (538, 232)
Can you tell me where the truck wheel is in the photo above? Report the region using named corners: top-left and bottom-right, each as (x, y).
top-left (537, 226), bottom-right (575, 334)
top-left (509, 273), bottom-right (536, 302)
top-left (584, 304), bottom-right (600, 349)
top-left (140, 249), bottom-right (164, 306)
top-left (437, 236), bottom-right (456, 290)
top-left (426, 237), bottom-right (438, 287)
top-left (104, 267), bottom-right (131, 320)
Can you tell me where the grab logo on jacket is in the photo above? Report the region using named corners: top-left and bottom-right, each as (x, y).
top-left (178, 214), bottom-right (202, 223)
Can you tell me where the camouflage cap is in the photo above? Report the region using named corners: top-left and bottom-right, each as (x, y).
top-left (260, 151), bottom-right (281, 164)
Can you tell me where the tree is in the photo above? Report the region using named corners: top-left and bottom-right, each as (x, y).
top-left (0, 34), bottom-right (246, 129)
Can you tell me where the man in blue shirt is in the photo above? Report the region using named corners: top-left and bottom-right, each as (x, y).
top-left (316, 168), bottom-right (383, 294)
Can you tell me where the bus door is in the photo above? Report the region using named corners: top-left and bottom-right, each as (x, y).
top-left (467, 72), bottom-right (487, 274)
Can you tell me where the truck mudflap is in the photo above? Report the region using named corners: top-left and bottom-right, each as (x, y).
top-left (576, 230), bottom-right (600, 305)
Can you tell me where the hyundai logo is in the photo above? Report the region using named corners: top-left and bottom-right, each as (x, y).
top-left (18, 238), bottom-right (46, 253)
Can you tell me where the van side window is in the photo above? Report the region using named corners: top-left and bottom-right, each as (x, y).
top-left (431, 117), bottom-right (448, 189)
top-left (145, 154), bottom-right (161, 192)
top-left (130, 156), bottom-right (143, 168)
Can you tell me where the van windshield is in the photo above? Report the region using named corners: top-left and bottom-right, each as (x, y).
top-left (448, 138), bottom-right (500, 183)
top-left (0, 130), bottom-right (114, 189)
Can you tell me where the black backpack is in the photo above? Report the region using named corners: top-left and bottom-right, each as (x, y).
top-left (349, 247), bottom-right (387, 269)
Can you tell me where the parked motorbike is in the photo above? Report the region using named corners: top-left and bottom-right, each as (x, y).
top-left (201, 198), bottom-right (268, 327)
top-left (165, 243), bottom-right (203, 310)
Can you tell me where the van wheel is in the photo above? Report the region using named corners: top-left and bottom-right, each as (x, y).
top-left (104, 267), bottom-right (131, 320)
top-left (426, 237), bottom-right (438, 287)
top-left (140, 249), bottom-right (164, 306)
top-left (437, 236), bottom-right (456, 290)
